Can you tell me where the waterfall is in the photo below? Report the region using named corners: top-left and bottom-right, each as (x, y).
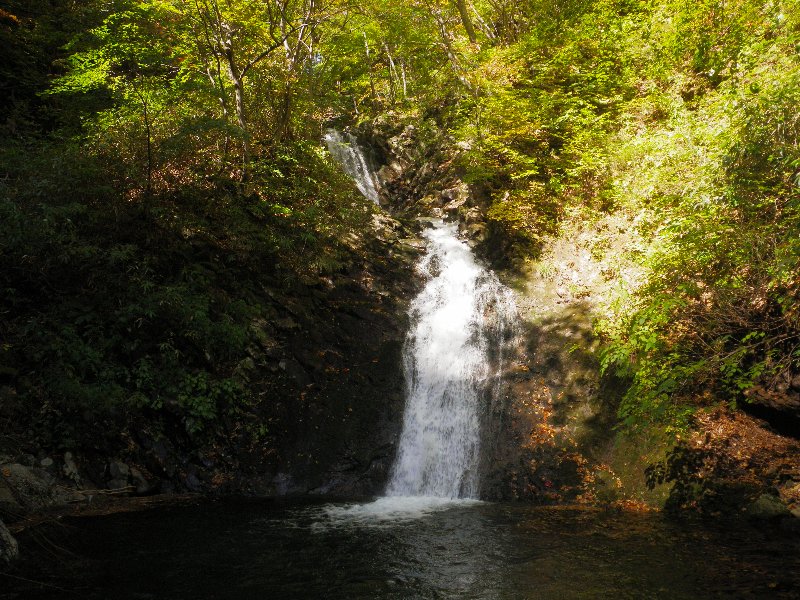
top-left (323, 129), bottom-right (381, 204)
top-left (386, 221), bottom-right (517, 499)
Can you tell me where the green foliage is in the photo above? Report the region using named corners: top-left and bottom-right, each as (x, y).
top-left (2, 0), bottom-right (799, 449)
top-left (439, 0), bottom-right (646, 260)
top-left (485, 183), bottom-right (562, 250)
top-left (0, 135), bottom-right (371, 451)
top-left (596, 1), bottom-right (800, 429)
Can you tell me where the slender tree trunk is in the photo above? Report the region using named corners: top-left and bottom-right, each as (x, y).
top-left (363, 31), bottom-right (378, 107)
top-left (133, 84), bottom-right (153, 199)
top-left (221, 29), bottom-right (250, 177)
top-left (275, 82), bottom-right (293, 141)
top-left (189, 0), bottom-right (231, 164)
top-left (453, 0), bottom-right (477, 43)
top-left (383, 42), bottom-right (398, 103)
top-left (144, 101), bottom-right (152, 197)
top-left (205, 66), bottom-right (231, 163)
top-left (432, 9), bottom-right (472, 90)
top-left (470, 3), bottom-right (496, 41)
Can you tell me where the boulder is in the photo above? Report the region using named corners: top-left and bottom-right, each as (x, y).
top-left (441, 183), bottom-right (470, 212)
top-left (108, 461), bottom-right (130, 481)
top-left (0, 463), bottom-right (59, 511)
top-left (377, 161), bottom-right (405, 186)
top-left (0, 476), bottom-right (22, 516)
top-left (744, 384), bottom-right (800, 418)
top-left (130, 467), bottom-right (155, 495)
top-left (0, 519), bottom-right (18, 565)
top-left (63, 451), bottom-right (81, 484)
top-left (744, 493), bottom-right (791, 520)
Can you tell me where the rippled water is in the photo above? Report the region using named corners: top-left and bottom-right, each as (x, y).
top-left (3, 498), bottom-right (799, 599)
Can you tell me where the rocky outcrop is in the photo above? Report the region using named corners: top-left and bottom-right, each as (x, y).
top-left (213, 216), bottom-right (420, 498)
top-left (743, 374), bottom-right (800, 437)
top-left (0, 461), bottom-right (87, 513)
top-left (357, 121), bottom-right (454, 203)
top-left (746, 382), bottom-right (800, 417)
top-left (644, 407), bottom-right (800, 522)
top-left (0, 212), bottom-right (420, 516)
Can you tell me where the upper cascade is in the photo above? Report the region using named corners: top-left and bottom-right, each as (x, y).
top-left (323, 129), bottom-right (381, 205)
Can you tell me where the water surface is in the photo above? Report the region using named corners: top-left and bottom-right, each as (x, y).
top-left (3, 498), bottom-right (798, 599)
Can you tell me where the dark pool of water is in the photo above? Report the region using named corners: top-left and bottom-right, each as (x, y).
top-left (2, 497), bottom-right (798, 599)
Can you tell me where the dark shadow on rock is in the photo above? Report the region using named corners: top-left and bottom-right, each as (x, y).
top-left (480, 299), bottom-right (628, 502)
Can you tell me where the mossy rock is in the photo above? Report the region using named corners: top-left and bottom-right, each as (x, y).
top-left (744, 494), bottom-right (791, 520)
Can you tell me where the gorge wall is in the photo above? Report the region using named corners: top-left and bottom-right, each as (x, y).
top-left (3, 121), bottom-right (799, 538)
top-left (355, 119), bottom-right (800, 518)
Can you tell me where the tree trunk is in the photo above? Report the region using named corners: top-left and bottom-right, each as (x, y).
top-left (453, 0), bottom-right (477, 43)
top-left (432, 9), bottom-right (472, 90)
top-left (133, 83), bottom-right (153, 200)
top-left (222, 33), bottom-right (250, 176)
top-left (363, 31), bottom-right (378, 107)
top-left (383, 42), bottom-right (398, 103)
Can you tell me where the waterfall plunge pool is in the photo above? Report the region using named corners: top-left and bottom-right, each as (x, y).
top-left (3, 497), bottom-right (799, 599)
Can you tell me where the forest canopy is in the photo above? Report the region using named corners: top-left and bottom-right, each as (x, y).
top-left (0, 0), bottom-right (798, 448)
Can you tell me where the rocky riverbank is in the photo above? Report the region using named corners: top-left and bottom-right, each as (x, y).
top-left (0, 518), bottom-right (17, 565)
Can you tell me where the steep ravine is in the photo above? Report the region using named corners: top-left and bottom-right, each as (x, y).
top-left (3, 123), bottom-right (800, 565)
top-left (358, 119), bottom-right (800, 521)
top-left (352, 120), bottom-right (626, 504)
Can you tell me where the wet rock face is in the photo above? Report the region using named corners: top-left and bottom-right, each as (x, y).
top-left (220, 228), bottom-right (419, 498)
top-left (357, 120), bottom-right (524, 272)
top-left (256, 298), bottom-right (409, 497)
top-left (478, 316), bottom-right (618, 504)
top-left (153, 248), bottom-right (415, 498)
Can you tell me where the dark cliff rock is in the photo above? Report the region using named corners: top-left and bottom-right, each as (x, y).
top-left (122, 227), bottom-right (421, 499)
top-left (0, 213), bottom-right (421, 519)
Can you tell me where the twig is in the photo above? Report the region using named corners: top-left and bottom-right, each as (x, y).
top-left (0, 571), bottom-right (75, 594)
top-left (75, 486), bottom-right (136, 496)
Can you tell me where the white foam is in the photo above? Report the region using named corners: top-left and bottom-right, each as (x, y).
top-left (313, 496), bottom-right (483, 528)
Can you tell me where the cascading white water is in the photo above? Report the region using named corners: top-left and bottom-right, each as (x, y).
top-left (323, 129), bottom-right (381, 204)
top-left (386, 221), bottom-right (517, 499)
